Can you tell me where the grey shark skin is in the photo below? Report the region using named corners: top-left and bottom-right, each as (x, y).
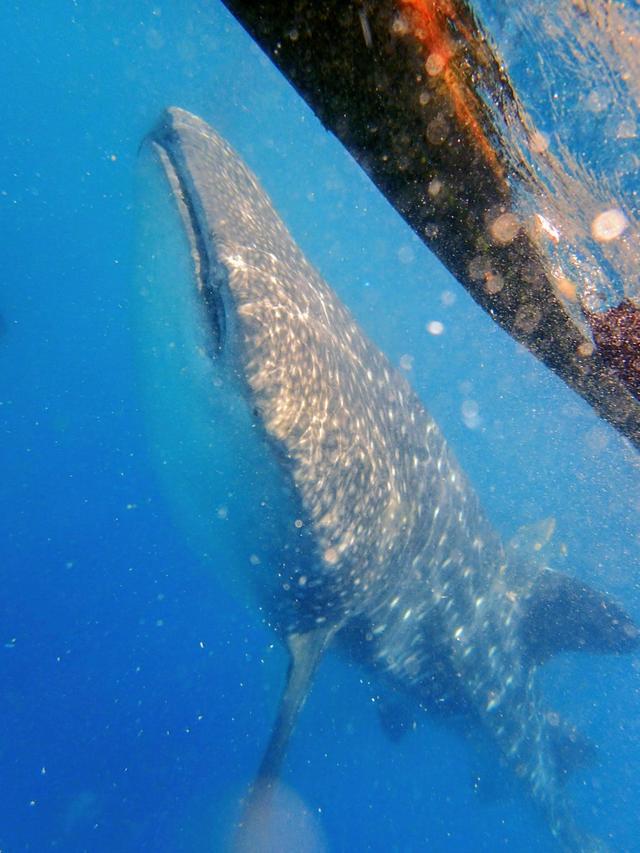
top-left (143, 107), bottom-right (638, 852)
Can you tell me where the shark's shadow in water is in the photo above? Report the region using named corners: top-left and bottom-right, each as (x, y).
top-left (138, 107), bottom-right (639, 851)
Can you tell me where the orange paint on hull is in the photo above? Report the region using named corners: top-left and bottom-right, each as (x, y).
top-left (398, 0), bottom-right (504, 179)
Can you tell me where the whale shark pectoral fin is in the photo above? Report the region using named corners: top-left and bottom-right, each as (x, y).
top-left (231, 624), bottom-right (340, 853)
top-left (521, 569), bottom-right (640, 665)
top-left (254, 624), bottom-right (339, 790)
top-left (236, 624), bottom-right (338, 841)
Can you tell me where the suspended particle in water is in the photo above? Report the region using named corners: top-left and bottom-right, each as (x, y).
top-left (468, 255), bottom-right (493, 282)
top-left (552, 273), bottom-right (577, 302)
top-left (489, 213), bottom-right (520, 245)
top-left (484, 272), bottom-right (504, 295)
top-left (145, 28), bottom-right (165, 50)
top-left (358, 9), bottom-right (373, 48)
top-left (399, 354), bottom-right (414, 371)
top-left (514, 303), bottom-right (542, 335)
top-left (529, 131), bottom-right (549, 154)
top-left (532, 213), bottom-right (560, 243)
top-left (426, 116), bottom-right (449, 145)
top-left (428, 178), bottom-right (443, 197)
top-left (426, 320), bottom-right (444, 336)
top-left (391, 13), bottom-right (410, 37)
top-left (616, 118), bottom-right (636, 140)
top-left (461, 399), bottom-right (481, 429)
top-left (324, 547), bottom-right (338, 566)
top-left (584, 425), bottom-right (609, 454)
top-left (591, 209), bottom-right (628, 243)
top-left (397, 245), bottom-right (415, 264)
top-left (586, 87), bottom-right (610, 113)
top-left (425, 52), bottom-right (446, 76)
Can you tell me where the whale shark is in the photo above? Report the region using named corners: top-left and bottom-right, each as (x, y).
top-left (137, 107), bottom-right (639, 851)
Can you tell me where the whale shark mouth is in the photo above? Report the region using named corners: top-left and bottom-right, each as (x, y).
top-left (148, 111), bottom-right (227, 356)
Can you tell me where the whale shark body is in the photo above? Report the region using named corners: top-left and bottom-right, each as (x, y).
top-left (137, 107), bottom-right (639, 851)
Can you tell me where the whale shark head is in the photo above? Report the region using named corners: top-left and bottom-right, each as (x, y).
top-left (134, 109), bottom-right (324, 619)
top-left (141, 107), bottom-right (445, 634)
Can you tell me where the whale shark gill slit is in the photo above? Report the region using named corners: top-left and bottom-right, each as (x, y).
top-left (150, 130), bottom-right (226, 356)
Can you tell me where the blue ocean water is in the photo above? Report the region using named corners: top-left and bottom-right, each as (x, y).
top-left (1, 2), bottom-right (639, 851)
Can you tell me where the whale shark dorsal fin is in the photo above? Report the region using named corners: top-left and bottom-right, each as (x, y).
top-left (521, 569), bottom-right (640, 665)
